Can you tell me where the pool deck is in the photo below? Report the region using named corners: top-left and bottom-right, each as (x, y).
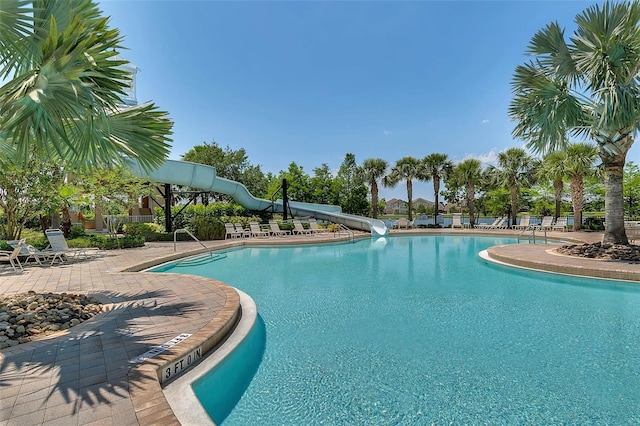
top-left (0, 228), bottom-right (638, 425)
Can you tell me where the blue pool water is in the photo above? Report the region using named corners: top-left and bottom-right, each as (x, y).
top-left (153, 236), bottom-right (640, 424)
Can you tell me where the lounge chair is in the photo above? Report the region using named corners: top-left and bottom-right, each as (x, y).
top-left (293, 220), bottom-right (315, 235)
top-left (451, 214), bottom-right (463, 229)
top-left (475, 217), bottom-right (502, 229)
top-left (309, 218), bottom-right (328, 233)
top-left (235, 224), bottom-right (250, 238)
top-left (552, 217), bottom-right (568, 232)
top-left (249, 222), bottom-right (269, 238)
top-left (7, 240), bottom-right (51, 265)
top-left (225, 223), bottom-right (242, 239)
top-left (44, 229), bottom-right (89, 263)
top-left (0, 239), bottom-right (25, 272)
top-left (511, 215), bottom-right (530, 230)
top-left (397, 218), bottom-right (413, 229)
top-left (535, 216), bottom-right (555, 231)
top-left (269, 221), bottom-right (291, 237)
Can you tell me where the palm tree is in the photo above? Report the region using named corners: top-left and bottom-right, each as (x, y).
top-left (538, 151), bottom-right (566, 220)
top-left (423, 153), bottom-right (453, 223)
top-left (565, 143), bottom-right (599, 231)
top-left (451, 159), bottom-right (483, 228)
top-left (0, 0), bottom-right (172, 170)
top-left (384, 156), bottom-right (426, 221)
top-left (488, 148), bottom-right (537, 227)
top-left (509, 1), bottom-right (640, 244)
top-left (361, 158), bottom-right (388, 218)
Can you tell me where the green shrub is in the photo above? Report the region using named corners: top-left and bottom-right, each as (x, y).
top-left (191, 216), bottom-right (225, 240)
top-left (85, 234), bottom-right (144, 249)
top-left (123, 222), bottom-right (156, 236)
top-left (69, 224), bottom-right (86, 239)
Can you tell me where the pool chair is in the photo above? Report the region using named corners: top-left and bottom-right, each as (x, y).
top-left (552, 217), bottom-right (568, 232)
top-left (44, 229), bottom-right (89, 264)
top-left (511, 215), bottom-right (530, 230)
top-left (269, 221), bottom-right (291, 237)
top-left (235, 224), bottom-right (250, 238)
top-left (535, 216), bottom-right (555, 231)
top-left (0, 239), bottom-right (25, 272)
top-left (309, 218), bottom-right (328, 233)
top-left (249, 222), bottom-right (269, 238)
top-left (293, 220), bottom-right (315, 236)
top-left (7, 240), bottom-right (51, 265)
top-left (225, 223), bottom-right (242, 239)
top-left (451, 214), bottom-right (463, 229)
top-left (475, 217), bottom-right (502, 229)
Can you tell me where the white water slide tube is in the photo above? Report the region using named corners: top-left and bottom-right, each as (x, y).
top-left (127, 159), bottom-right (389, 236)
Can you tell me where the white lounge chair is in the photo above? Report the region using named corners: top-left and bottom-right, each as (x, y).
top-left (451, 214), bottom-right (463, 229)
top-left (397, 218), bottom-right (413, 229)
top-left (0, 239), bottom-right (25, 272)
top-left (269, 221), bottom-right (291, 237)
top-left (7, 240), bottom-right (49, 265)
top-left (235, 224), bottom-right (250, 238)
top-left (536, 216), bottom-right (555, 231)
top-left (293, 220), bottom-right (314, 235)
top-left (309, 218), bottom-right (328, 233)
top-left (249, 222), bottom-right (269, 238)
top-left (44, 229), bottom-right (88, 264)
top-left (475, 217), bottom-right (502, 229)
top-left (552, 217), bottom-right (568, 232)
top-left (225, 223), bottom-right (241, 239)
top-left (511, 215), bottom-right (531, 230)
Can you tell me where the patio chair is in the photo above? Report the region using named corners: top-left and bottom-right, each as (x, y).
top-left (552, 217), bottom-right (568, 232)
top-left (225, 223), bottom-right (242, 239)
top-left (235, 224), bottom-right (250, 238)
top-left (44, 229), bottom-right (89, 263)
top-left (249, 222), bottom-right (269, 238)
top-left (309, 218), bottom-right (328, 233)
top-left (0, 239), bottom-right (25, 272)
top-left (397, 218), bottom-right (412, 229)
top-left (269, 221), bottom-right (291, 237)
top-left (535, 216), bottom-right (555, 231)
top-left (475, 217), bottom-right (502, 229)
top-left (7, 240), bottom-right (50, 265)
top-left (293, 219), bottom-right (315, 235)
top-left (451, 214), bottom-right (463, 229)
top-left (511, 215), bottom-right (531, 230)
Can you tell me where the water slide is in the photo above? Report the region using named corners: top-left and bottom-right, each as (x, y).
top-left (127, 159), bottom-right (388, 236)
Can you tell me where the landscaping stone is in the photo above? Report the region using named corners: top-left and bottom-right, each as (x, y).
top-left (556, 242), bottom-right (640, 262)
top-left (0, 291), bottom-right (103, 346)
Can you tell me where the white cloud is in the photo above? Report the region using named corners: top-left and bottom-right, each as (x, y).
top-left (482, 119), bottom-right (490, 124)
top-left (464, 148), bottom-right (498, 165)
top-left (383, 130), bottom-right (393, 136)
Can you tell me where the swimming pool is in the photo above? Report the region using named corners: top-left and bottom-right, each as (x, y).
top-left (154, 235), bottom-right (640, 424)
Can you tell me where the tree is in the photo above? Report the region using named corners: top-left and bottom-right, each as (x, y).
top-left (450, 159), bottom-right (483, 227)
top-left (335, 154), bottom-right (368, 215)
top-left (537, 151), bottom-right (566, 219)
top-left (266, 162), bottom-right (312, 204)
top-left (310, 164), bottom-right (335, 205)
top-left (487, 148), bottom-right (538, 227)
top-left (181, 141), bottom-right (267, 202)
top-left (384, 157), bottom-right (426, 221)
top-left (361, 158), bottom-right (388, 219)
top-left (423, 153), bottom-right (453, 223)
top-left (509, 1), bottom-right (640, 244)
top-left (624, 162), bottom-right (640, 216)
top-left (565, 143), bottom-right (599, 231)
top-left (0, 0), bottom-right (172, 171)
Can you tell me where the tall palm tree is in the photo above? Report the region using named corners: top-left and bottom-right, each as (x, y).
top-left (423, 153), bottom-right (453, 223)
top-left (488, 148), bottom-right (538, 227)
top-left (0, 0), bottom-right (172, 170)
top-left (509, 1), bottom-right (640, 244)
top-left (361, 158), bottom-right (388, 218)
top-left (538, 151), bottom-right (566, 220)
top-left (451, 159), bottom-right (483, 228)
top-left (384, 156), bottom-right (425, 221)
top-left (565, 143), bottom-right (599, 231)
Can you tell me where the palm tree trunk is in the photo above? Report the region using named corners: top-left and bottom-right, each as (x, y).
top-left (371, 182), bottom-right (379, 219)
top-left (603, 161), bottom-right (629, 244)
top-left (570, 175), bottom-right (584, 231)
top-left (406, 179), bottom-right (413, 221)
top-left (554, 178), bottom-right (563, 219)
top-left (466, 182), bottom-right (475, 227)
top-left (433, 177), bottom-right (440, 223)
top-left (510, 186), bottom-right (518, 227)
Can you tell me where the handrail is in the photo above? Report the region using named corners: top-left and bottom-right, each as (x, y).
top-left (517, 225), bottom-right (547, 244)
top-left (335, 223), bottom-right (355, 243)
top-left (174, 228), bottom-right (211, 253)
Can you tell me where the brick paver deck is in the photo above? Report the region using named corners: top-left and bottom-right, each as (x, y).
top-left (0, 228), bottom-right (632, 425)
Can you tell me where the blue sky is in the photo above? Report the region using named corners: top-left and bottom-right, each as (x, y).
top-left (98, 0), bottom-right (626, 202)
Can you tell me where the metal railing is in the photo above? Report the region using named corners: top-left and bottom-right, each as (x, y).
top-left (518, 225), bottom-right (548, 244)
top-left (174, 228), bottom-right (211, 253)
top-left (334, 224), bottom-right (355, 243)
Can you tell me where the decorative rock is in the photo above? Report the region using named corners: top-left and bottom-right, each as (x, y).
top-left (556, 242), bottom-right (640, 262)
